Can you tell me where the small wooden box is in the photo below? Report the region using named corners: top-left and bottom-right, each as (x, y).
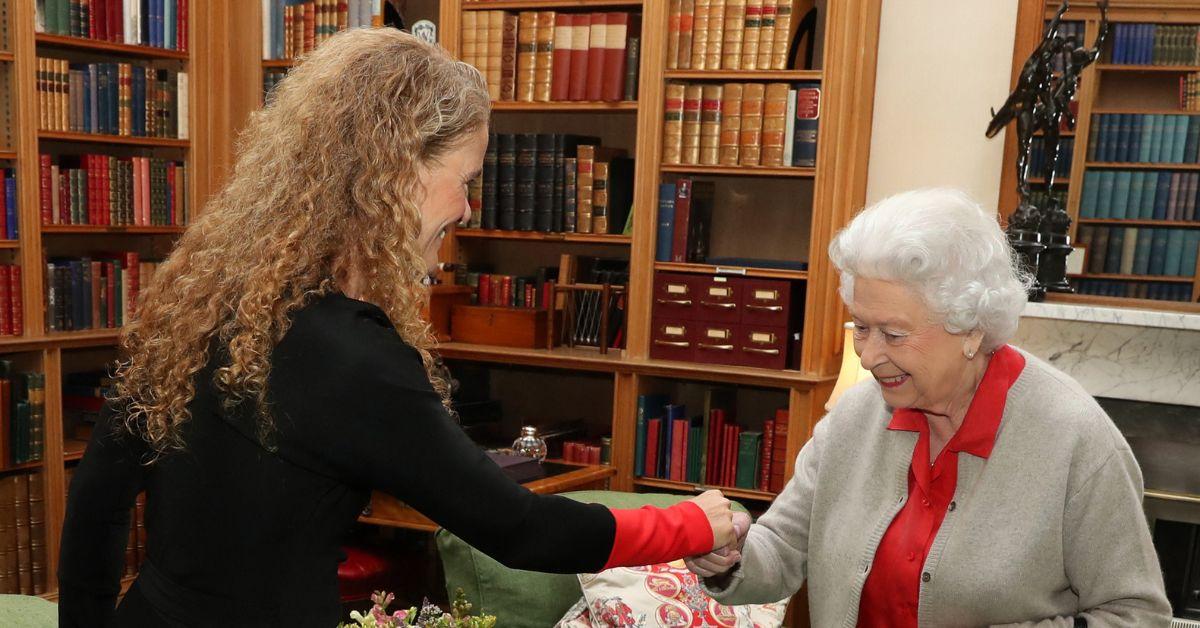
top-left (450, 305), bottom-right (550, 349)
top-left (424, 285), bottom-right (473, 341)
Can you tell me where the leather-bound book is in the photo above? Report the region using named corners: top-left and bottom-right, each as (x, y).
top-left (487, 11), bottom-right (505, 101)
top-left (515, 133), bottom-right (538, 231)
top-left (533, 11), bottom-right (555, 102)
top-left (761, 82), bottom-right (790, 166)
top-left (27, 474), bottom-right (44, 594)
top-left (535, 134), bottom-right (556, 231)
top-left (705, 0), bottom-right (727, 69)
top-left (677, 0), bottom-right (696, 69)
top-left (515, 12), bottom-right (537, 101)
top-left (740, 0), bottom-right (762, 70)
top-left (550, 13), bottom-right (573, 101)
top-left (481, 132), bottom-right (498, 229)
top-left (500, 12), bottom-right (518, 101)
top-left (624, 35), bottom-right (641, 101)
top-left (667, 0), bottom-right (682, 70)
top-left (585, 12), bottom-right (607, 101)
top-left (592, 161), bottom-right (610, 234)
top-left (497, 134), bottom-right (517, 230)
top-left (792, 81), bottom-right (821, 167)
top-left (662, 82), bottom-right (687, 165)
top-left (756, 0), bottom-right (776, 70)
top-left (690, 0), bottom-right (712, 70)
top-left (739, 82), bottom-right (766, 166)
top-left (771, 0), bottom-right (793, 69)
top-left (568, 14), bottom-right (591, 101)
top-left (601, 13), bottom-right (629, 102)
top-left (681, 84), bottom-right (704, 164)
top-left (721, 0), bottom-right (746, 69)
top-left (700, 84), bottom-right (724, 165)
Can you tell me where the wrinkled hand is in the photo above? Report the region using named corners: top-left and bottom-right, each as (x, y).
top-left (684, 511), bottom-right (751, 578)
top-left (688, 489), bottom-right (736, 551)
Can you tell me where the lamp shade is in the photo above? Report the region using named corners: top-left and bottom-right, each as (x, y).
top-left (825, 322), bottom-right (873, 411)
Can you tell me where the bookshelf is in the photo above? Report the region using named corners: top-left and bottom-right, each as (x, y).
top-left (1000, 1), bottom-right (1200, 311)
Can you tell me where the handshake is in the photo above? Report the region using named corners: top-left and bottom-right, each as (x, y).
top-left (685, 490), bottom-right (753, 579)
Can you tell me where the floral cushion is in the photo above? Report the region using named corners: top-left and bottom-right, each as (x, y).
top-left (555, 561), bottom-right (788, 627)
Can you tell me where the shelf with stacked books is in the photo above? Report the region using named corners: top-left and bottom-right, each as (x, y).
top-left (660, 164), bottom-right (816, 178)
top-left (1070, 273), bottom-right (1194, 283)
top-left (490, 100), bottom-right (638, 111)
top-left (632, 477), bottom-right (777, 503)
top-left (1079, 218), bottom-right (1200, 228)
top-left (34, 34), bottom-right (190, 61)
top-left (653, 261), bottom-right (808, 281)
top-left (663, 69), bottom-right (822, 81)
top-left (1086, 161), bottom-right (1200, 171)
top-left (37, 131), bottom-right (189, 149)
top-left (42, 225), bottom-right (187, 235)
top-left (455, 228), bottom-right (631, 244)
top-left (461, 0), bottom-right (643, 10)
top-left (1098, 64), bottom-right (1200, 73)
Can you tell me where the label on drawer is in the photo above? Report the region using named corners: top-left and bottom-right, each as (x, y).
top-left (750, 332), bottom-right (776, 344)
top-left (706, 328), bottom-right (731, 339)
top-left (666, 284), bottom-right (688, 295)
top-left (753, 289), bottom-right (779, 301)
top-left (708, 286), bottom-right (731, 297)
top-left (664, 325), bottom-right (686, 336)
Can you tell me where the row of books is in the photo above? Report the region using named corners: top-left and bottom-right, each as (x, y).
top-left (1029, 137), bottom-right (1075, 178)
top-left (461, 11), bottom-right (639, 103)
top-left (1077, 226), bottom-right (1200, 277)
top-left (1073, 279), bottom-right (1193, 303)
top-left (1027, 188), bottom-right (1067, 210)
top-left (0, 473), bottom-right (47, 595)
top-left (0, 170), bottom-right (16, 240)
top-left (655, 179), bottom-right (713, 264)
top-left (1047, 21), bottom-right (1083, 75)
top-left (0, 267), bottom-right (25, 337)
top-left (64, 467), bottom-right (146, 578)
top-left (261, 0), bottom-right (383, 61)
top-left (667, 0), bottom-right (798, 71)
top-left (1108, 23), bottom-right (1200, 66)
top-left (1, 368), bottom-right (46, 467)
top-left (39, 155), bottom-right (189, 227)
top-left (560, 438), bottom-right (611, 465)
top-left (663, 81), bottom-right (819, 168)
top-left (462, 272), bottom-right (555, 310)
top-left (263, 70), bottom-right (286, 97)
top-left (45, 253), bottom-right (154, 332)
top-left (1088, 114), bottom-right (1200, 165)
top-left (1182, 73), bottom-right (1200, 112)
top-left (35, 0), bottom-right (188, 51)
top-left (467, 134), bottom-right (634, 235)
top-left (37, 59), bottom-right (189, 140)
top-left (1080, 170), bottom-right (1200, 221)
top-left (635, 392), bottom-right (788, 493)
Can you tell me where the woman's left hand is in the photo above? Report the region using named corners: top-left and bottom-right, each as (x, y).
top-left (684, 511), bottom-right (751, 577)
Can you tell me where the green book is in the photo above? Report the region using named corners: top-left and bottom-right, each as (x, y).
top-left (687, 424), bottom-right (703, 484)
top-left (1111, 171), bottom-right (1132, 219)
top-left (1138, 114), bottom-right (1156, 162)
top-left (1140, 170), bottom-right (1159, 218)
top-left (634, 394), bottom-right (668, 478)
top-left (1096, 171), bottom-right (1115, 219)
top-left (1161, 116), bottom-right (1178, 164)
top-left (1080, 171), bottom-right (1100, 218)
top-left (735, 431), bottom-right (762, 490)
top-left (1127, 172), bottom-right (1146, 218)
top-left (1164, 229), bottom-right (1186, 276)
top-left (1133, 228), bottom-right (1154, 275)
top-left (1174, 116), bottom-right (1190, 163)
top-left (1180, 231), bottom-right (1200, 277)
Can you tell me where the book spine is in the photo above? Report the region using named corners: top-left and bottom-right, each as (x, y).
top-left (515, 12), bottom-right (537, 102)
top-left (739, 82), bottom-right (765, 166)
top-left (568, 14), bottom-right (591, 101)
top-left (500, 13), bottom-right (518, 102)
top-left (550, 13), bottom-right (573, 101)
top-left (601, 13), bottom-right (628, 102)
top-left (699, 84), bottom-right (723, 166)
top-left (721, 0), bottom-right (745, 70)
top-left (585, 12), bottom-right (606, 101)
top-left (623, 36), bottom-right (640, 101)
top-left (662, 82), bottom-right (686, 165)
top-left (761, 82), bottom-right (789, 166)
top-left (667, 0), bottom-right (682, 71)
top-left (533, 11), bottom-right (555, 102)
top-left (680, 84), bottom-right (703, 165)
top-left (690, 0), bottom-right (711, 70)
top-left (677, 0), bottom-right (695, 70)
top-left (771, 0), bottom-right (792, 69)
top-left (671, 178), bottom-right (693, 263)
top-left (534, 134), bottom-right (555, 232)
top-left (756, 0), bottom-right (776, 70)
top-left (793, 81), bottom-right (821, 167)
top-left (575, 145), bottom-right (595, 234)
top-left (705, 0), bottom-right (726, 70)
top-left (564, 156), bottom-right (577, 233)
top-left (592, 161), bottom-right (609, 234)
top-left (656, 183), bottom-right (676, 262)
top-left (740, 0), bottom-right (762, 70)
top-left (497, 134), bottom-right (516, 230)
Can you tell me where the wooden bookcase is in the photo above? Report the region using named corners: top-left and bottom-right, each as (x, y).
top-left (239, 0), bottom-right (880, 511)
top-left (1001, 0), bottom-right (1200, 312)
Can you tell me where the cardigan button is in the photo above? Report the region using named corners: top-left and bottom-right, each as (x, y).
top-left (921, 572), bottom-right (931, 583)
top-left (949, 501), bottom-right (957, 512)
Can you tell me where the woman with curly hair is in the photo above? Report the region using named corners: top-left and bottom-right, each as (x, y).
top-left (57, 29), bottom-right (735, 628)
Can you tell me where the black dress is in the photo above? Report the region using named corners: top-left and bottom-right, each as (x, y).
top-left (58, 292), bottom-right (618, 627)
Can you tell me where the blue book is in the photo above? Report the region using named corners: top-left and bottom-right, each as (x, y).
top-left (1112, 24), bottom-right (1124, 63)
top-left (1153, 172), bottom-right (1171, 219)
top-left (1101, 115), bottom-right (1117, 162)
top-left (792, 81), bottom-right (820, 167)
top-left (1080, 171), bottom-right (1100, 218)
top-left (1128, 116), bottom-right (1142, 162)
top-left (81, 68), bottom-right (92, 134)
top-left (656, 183), bottom-right (676, 262)
top-left (1140, 170), bottom-right (1159, 218)
top-left (635, 394), bottom-right (669, 478)
top-left (1133, 228), bottom-right (1154, 275)
top-left (1181, 231), bottom-right (1200, 277)
top-left (1127, 172), bottom-right (1146, 218)
top-left (1111, 171), bottom-right (1132, 219)
top-left (1104, 228), bottom-right (1126, 274)
top-left (1186, 115), bottom-right (1200, 164)
top-left (1148, 115), bottom-right (1163, 163)
top-left (4, 176), bottom-right (15, 240)
top-left (1138, 113), bottom-right (1155, 162)
top-left (1161, 116), bottom-right (1178, 164)
top-left (661, 404), bottom-right (686, 479)
top-left (1173, 115), bottom-right (1189, 164)
top-left (1149, 228), bottom-right (1170, 275)
top-left (1143, 24), bottom-right (1156, 64)
top-left (1164, 229), bottom-right (1186, 276)
top-left (108, 64), bottom-right (119, 135)
top-left (1096, 171), bottom-right (1115, 218)
top-left (1116, 114), bottom-right (1132, 162)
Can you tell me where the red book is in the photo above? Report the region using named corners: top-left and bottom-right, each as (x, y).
top-left (477, 273), bottom-right (492, 305)
top-left (600, 13), bottom-right (629, 102)
top-left (671, 418), bottom-right (688, 481)
top-left (585, 13), bottom-right (607, 101)
top-left (10, 265), bottom-right (21, 336)
top-left (725, 424), bottom-right (740, 487)
top-left (550, 13), bottom-right (573, 101)
top-left (770, 408), bottom-right (788, 492)
top-left (645, 418), bottom-right (661, 478)
top-left (524, 283), bottom-right (535, 309)
top-left (106, 261), bottom-right (116, 327)
top-left (588, 445), bottom-right (600, 465)
top-left (0, 265), bottom-right (10, 336)
top-left (90, 0), bottom-right (102, 39)
top-left (102, 156), bottom-right (111, 226)
top-left (500, 275), bottom-right (513, 307)
top-left (179, 0), bottom-right (189, 51)
top-left (39, 155), bottom-right (52, 226)
top-left (671, 178), bottom-right (694, 263)
top-left (125, 252), bottom-right (140, 317)
top-left (567, 15), bottom-right (590, 101)
top-left (111, 0), bottom-right (124, 42)
top-left (759, 419), bottom-right (774, 492)
top-left (542, 279), bottom-right (555, 310)
top-left (59, 168), bottom-right (70, 225)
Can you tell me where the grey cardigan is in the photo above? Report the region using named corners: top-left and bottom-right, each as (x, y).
top-left (706, 349), bottom-right (1171, 627)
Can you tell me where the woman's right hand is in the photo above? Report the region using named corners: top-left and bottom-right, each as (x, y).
top-left (685, 511), bottom-right (752, 578)
top-left (687, 489), bottom-right (736, 551)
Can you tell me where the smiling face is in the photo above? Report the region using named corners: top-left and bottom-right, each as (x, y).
top-left (849, 277), bottom-right (984, 415)
top-left (414, 126), bottom-right (488, 273)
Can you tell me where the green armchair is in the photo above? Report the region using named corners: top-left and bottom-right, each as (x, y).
top-left (436, 490), bottom-right (750, 628)
top-left (0, 594), bottom-right (58, 627)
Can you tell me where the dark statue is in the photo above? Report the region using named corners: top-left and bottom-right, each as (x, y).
top-left (987, 0), bottom-right (1108, 299)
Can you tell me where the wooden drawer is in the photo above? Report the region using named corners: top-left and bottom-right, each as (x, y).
top-left (695, 275), bottom-right (741, 324)
top-left (652, 273), bottom-right (700, 321)
top-left (693, 321), bottom-right (741, 367)
top-left (451, 305), bottom-right (550, 349)
top-left (649, 317), bottom-right (696, 362)
top-left (736, 324), bottom-right (789, 370)
top-left (741, 279), bottom-right (792, 327)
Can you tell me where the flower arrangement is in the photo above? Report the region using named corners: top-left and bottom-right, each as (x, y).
top-left (339, 589), bottom-right (497, 628)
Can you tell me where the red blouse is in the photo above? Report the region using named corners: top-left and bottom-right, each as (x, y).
top-left (857, 345), bottom-right (1025, 627)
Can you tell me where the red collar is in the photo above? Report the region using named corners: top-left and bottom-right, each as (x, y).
top-left (886, 345), bottom-right (1025, 459)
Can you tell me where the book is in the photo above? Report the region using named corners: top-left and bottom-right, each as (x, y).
top-left (691, 0), bottom-right (712, 70)
top-left (792, 81), bottom-right (821, 167)
top-left (735, 431), bottom-right (762, 489)
top-left (515, 133), bottom-right (537, 231)
top-left (741, 0), bottom-right (763, 70)
top-left (662, 82), bottom-right (686, 165)
top-left (585, 12), bottom-right (607, 101)
top-left (568, 14), bottom-right (591, 101)
top-left (550, 13), bottom-right (573, 101)
top-left (699, 84), bottom-right (724, 165)
top-left (667, 0), bottom-right (683, 71)
top-left (635, 394), bottom-right (668, 477)
top-left (719, 82), bottom-right (744, 166)
top-left (500, 12), bottom-right (518, 102)
top-left (761, 82), bottom-right (789, 166)
top-left (656, 183), bottom-right (677, 262)
top-left (705, 0), bottom-right (727, 70)
top-left (533, 11), bottom-right (555, 102)
top-left (515, 12), bottom-right (537, 102)
top-left (722, 0), bottom-right (746, 69)
top-left (771, 0), bottom-right (793, 69)
top-left (644, 417), bottom-right (662, 479)
top-left (756, 0), bottom-right (776, 70)
top-left (671, 179), bottom-right (715, 263)
top-left (624, 36), bottom-right (641, 101)
top-left (681, 84), bottom-right (704, 164)
top-left (592, 161), bottom-right (610, 234)
top-left (739, 82), bottom-right (766, 166)
top-left (677, 0), bottom-right (696, 69)
top-left (602, 13), bottom-right (630, 102)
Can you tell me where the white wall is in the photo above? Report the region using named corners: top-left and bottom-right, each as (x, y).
top-left (865, 0), bottom-right (1021, 209)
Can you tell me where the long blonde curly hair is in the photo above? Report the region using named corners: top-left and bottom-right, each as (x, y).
top-left (113, 28), bottom-right (489, 455)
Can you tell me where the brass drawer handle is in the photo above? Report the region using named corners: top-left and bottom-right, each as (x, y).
top-left (746, 304), bottom-right (784, 312)
top-left (654, 340), bottom-right (691, 348)
top-left (656, 298), bottom-right (693, 306)
top-left (743, 347), bottom-right (781, 355)
top-left (700, 301), bottom-right (737, 309)
top-left (697, 342), bottom-right (734, 351)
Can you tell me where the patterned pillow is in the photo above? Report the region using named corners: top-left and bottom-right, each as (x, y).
top-left (555, 561), bottom-right (788, 627)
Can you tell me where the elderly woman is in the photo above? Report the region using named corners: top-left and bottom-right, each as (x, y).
top-left (57, 29), bottom-right (734, 628)
top-left (687, 189), bottom-right (1170, 626)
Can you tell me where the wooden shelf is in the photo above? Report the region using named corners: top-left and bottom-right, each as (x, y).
top-left (661, 164), bottom-right (816, 178)
top-left (0, 461), bottom-right (44, 474)
top-left (35, 33), bottom-right (189, 60)
top-left (41, 328), bottom-right (123, 348)
top-left (654, 261), bottom-right (808, 281)
top-left (663, 69), bottom-right (822, 81)
top-left (633, 356), bottom-right (832, 388)
top-left (490, 100), bottom-right (638, 112)
top-left (455, 229), bottom-right (631, 244)
top-left (1078, 219), bottom-right (1200, 228)
top-left (262, 59), bottom-right (294, 68)
top-left (0, 151), bottom-right (16, 160)
top-left (1070, 273), bottom-right (1195, 283)
top-left (437, 341), bottom-right (628, 372)
top-left (1097, 63), bottom-right (1200, 73)
top-left (1086, 162), bottom-right (1200, 171)
top-left (462, 0), bottom-right (642, 10)
top-left (0, 52), bottom-right (12, 62)
top-left (1034, 130), bottom-right (1076, 137)
top-left (633, 477), bottom-right (778, 502)
top-left (0, 240), bottom-right (18, 249)
top-left (43, 225), bottom-right (187, 235)
top-left (39, 130), bottom-right (189, 148)
top-left (1091, 108), bottom-right (1199, 115)
top-left (1028, 177), bottom-right (1070, 185)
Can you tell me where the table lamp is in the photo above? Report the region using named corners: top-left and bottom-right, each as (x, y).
top-left (825, 322), bottom-right (873, 411)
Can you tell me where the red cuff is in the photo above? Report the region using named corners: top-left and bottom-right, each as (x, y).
top-left (602, 501), bottom-right (713, 570)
